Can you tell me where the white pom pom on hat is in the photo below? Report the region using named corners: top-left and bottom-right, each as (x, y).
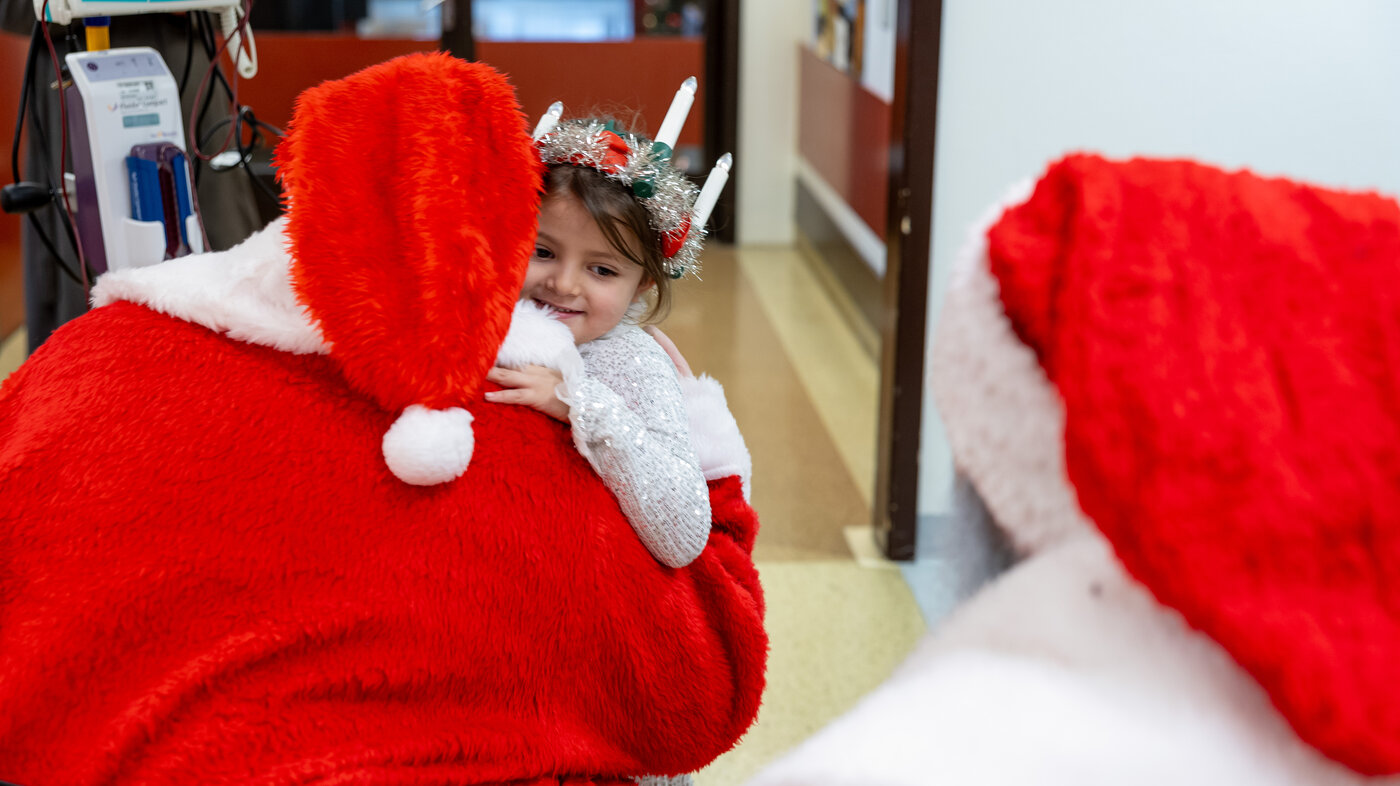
top-left (382, 405), bottom-right (476, 486)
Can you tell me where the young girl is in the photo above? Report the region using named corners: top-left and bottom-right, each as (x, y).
top-left (484, 116), bottom-right (724, 572)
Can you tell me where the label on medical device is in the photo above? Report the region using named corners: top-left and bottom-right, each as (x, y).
top-left (113, 80), bottom-right (172, 120)
top-left (80, 51), bottom-right (175, 130)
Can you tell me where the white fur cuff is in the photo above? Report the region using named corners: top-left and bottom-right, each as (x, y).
top-left (679, 374), bottom-right (752, 501)
top-left (496, 300), bottom-right (580, 372)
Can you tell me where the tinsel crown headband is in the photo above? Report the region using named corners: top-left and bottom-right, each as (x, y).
top-left (531, 77), bottom-right (733, 279)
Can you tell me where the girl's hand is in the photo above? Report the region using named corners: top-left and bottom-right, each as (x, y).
top-left (644, 326), bottom-right (694, 378)
top-left (484, 365), bottom-right (570, 422)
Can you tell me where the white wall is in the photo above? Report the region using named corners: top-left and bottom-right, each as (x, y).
top-left (918, 0), bottom-right (1400, 515)
top-left (735, 0), bottom-right (808, 245)
top-left (860, 0), bottom-right (896, 102)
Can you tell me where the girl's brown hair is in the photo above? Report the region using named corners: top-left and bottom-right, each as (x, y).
top-left (542, 163), bottom-right (673, 323)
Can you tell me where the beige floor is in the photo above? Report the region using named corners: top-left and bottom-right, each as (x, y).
top-left (665, 245), bottom-right (926, 785)
top-left (0, 244), bottom-right (926, 785)
top-left (0, 328), bottom-right (22, 382)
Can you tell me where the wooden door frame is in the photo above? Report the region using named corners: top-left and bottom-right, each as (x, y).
top-left (701, 0), bottom-right (739, 243)
top-left (873, 0), bottom-right (942, 560)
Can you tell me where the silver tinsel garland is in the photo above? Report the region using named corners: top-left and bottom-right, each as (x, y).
top-left (536, 119), bottom-right (706, 279)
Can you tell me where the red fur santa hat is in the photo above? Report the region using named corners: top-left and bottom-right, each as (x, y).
top-left (978, 154), bottom-right (1400, 775)
top-left (273, 52), bottom-right (543, 485)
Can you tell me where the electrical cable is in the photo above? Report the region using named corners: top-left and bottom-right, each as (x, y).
top-left (161, 8), bottom-right (264, 251)
top-left (187, 4), bottom-right (280, 210)
top-left (24, 213), bottom-right (84, 287)
top-left (200, 14), bottom-right (238, 104)
top-left (236, 108), bottom-right (283, 205)
top-left (191, 61), bottom-right (219, 186)
top-left (10, 24), bottom-right (34, 185)
top-left (190, 3), bottom-right (267, 247)
top-left (186, 0), bottom-right (254, 165)
top-left (178, 11), bottom-right (196, 96)
top-left (196, 107), bottom-right (281, 205)
top-left (191, 14), bottom-right (223, 154)
top-left (40, 0), bottom-right (90, 297)
top-left (188, 9), bottom-right (238, 186)
top-left (9, 20), bottom-right (85, 286)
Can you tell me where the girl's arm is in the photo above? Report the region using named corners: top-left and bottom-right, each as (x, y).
top-left (563, 330), bottom-right (712, 568)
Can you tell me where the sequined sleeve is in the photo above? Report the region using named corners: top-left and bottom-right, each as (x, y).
top-left (561, 326), bottom-right (712, 568)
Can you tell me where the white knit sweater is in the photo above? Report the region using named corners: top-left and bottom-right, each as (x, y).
top-left (564, 322), bottom-right (712, 568)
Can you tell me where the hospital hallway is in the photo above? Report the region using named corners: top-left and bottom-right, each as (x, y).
top-left (659, 244), bottom-right (927, 782)
top-left (0, 241), bottom-right (929, 785)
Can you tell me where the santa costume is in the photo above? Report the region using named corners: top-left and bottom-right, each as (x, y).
top-left (0, 53), bottom-right (765, 785)
top-left (747, 154), bottom-right (1400, 785)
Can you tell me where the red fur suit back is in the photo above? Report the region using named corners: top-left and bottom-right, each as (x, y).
top-left (0, 54), bottom-right (765, 786)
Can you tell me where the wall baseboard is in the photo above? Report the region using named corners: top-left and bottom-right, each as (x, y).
top-left (796, 233), bottom-right (880, 360)
top-left (795, 177), bottom-right (883, 356)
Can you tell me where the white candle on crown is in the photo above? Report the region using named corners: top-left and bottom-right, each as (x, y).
top-left (532, 101), bottom-right (564, 141)
top-left (692, 153), bottom-right (732, 229)
top-left (654, 77), bottom-right (697, 151)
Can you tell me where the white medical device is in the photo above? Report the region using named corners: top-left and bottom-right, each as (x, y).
top-left (0, 1), bottom-right (263, 281)
top-left (65, 46), bottom-right (202, 272)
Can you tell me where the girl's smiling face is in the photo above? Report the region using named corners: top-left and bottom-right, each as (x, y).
top-left (522, 194), bottom-right (653, 345)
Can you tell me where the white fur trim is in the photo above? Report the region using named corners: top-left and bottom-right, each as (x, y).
top-left (496, 300), bottom-right (579, 371)
top-left (678, 374), bottom-right (752, 501)
top-left (498, 299), bottom-right (586, 400)
top-left (928, 180), bottom-right (1094, 555)
top-left (91, 217), bottom-right (329, 355)
top-left (749, 539), bottom-right (1360, 786)
top-left (382, 405), bottom-right (475, 486)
